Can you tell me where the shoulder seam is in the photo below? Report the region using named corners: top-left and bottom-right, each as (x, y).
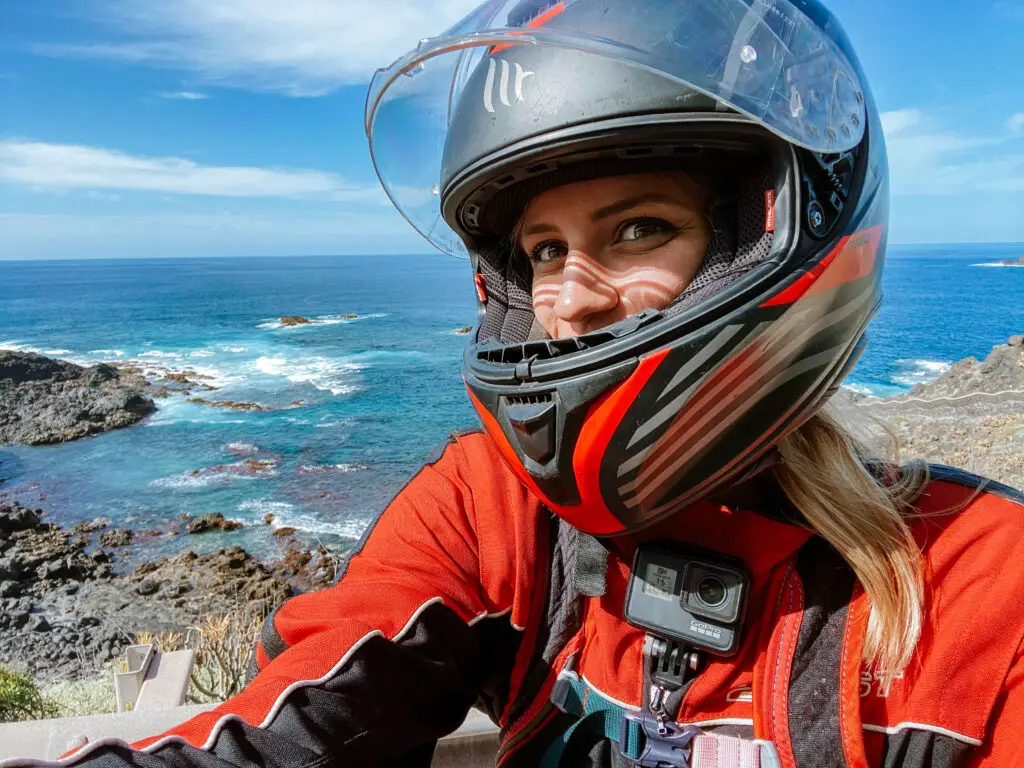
top-left (927, 464), bottom-right (1024, 507)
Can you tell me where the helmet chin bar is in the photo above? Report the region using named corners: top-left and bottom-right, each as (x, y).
top-left (466, 358), bottom-right (636, 506)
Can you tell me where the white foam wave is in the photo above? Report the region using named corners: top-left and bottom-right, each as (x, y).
top-left (224, 347), bottom-right (248, 354)
top-left (258, 312), bottom-right (389, 331)
top-left (972, 262), bottom-right (1024, 268)
top-left (1, 341), bottom-right (37, 353)
top-left (189, 350), bottom-right (215, 358)
top-left (150, 460), bottom-right (277, 489)
top-left (296, 463), bottom-right (365, 475)
top-left (225, 442), bottom-right (260, 454)
top-left (315, 312), bottom-right (390, 325)
top-left (267, 509), bottom-right (369, 540)
top-left (186, 364), bottom-right (238, 388)
top-left (139, 350), bottom-right (184, 359)
top-left (841, 382), bottom-right (877, 397)
top-left (89, 349), bottom-right (125, 358)
top-left (42, 348), bottom-right (74, 356)
top-left (892, 358), bottom-right (952, 388)
top-left (238, 499), bottom-right (295, 517)
top-left (253, 355), bottom-right (364, 396)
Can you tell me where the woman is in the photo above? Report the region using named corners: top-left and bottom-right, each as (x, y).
top-left (13, 1), bottom-right (1024, 767)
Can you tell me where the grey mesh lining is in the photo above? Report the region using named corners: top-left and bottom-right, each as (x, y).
top-left (474, 163), bottom-right (775, 346)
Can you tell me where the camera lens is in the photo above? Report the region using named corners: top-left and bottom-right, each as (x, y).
top-left (696, 575), bottom-right (727, 607)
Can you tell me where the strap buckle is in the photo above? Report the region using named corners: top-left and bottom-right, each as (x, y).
top-left (620, 711), bottom-right (700, 767)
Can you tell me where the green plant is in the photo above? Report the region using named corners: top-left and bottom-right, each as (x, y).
top-left (0, 666), bottom-right (58, 722)
top-left (43, 672), bottom-right (117, 718)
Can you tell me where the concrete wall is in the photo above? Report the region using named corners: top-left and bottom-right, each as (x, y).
top-left (0, 707), bottom-right (500, 766)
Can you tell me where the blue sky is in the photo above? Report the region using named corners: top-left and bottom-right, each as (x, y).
top-left (1, 0), bottom-right (1022, 259)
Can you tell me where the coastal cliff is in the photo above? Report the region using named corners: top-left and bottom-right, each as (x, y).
top-left (850, 335), bottom-right (1024, 490)
top-left (0, 352), bottom-right (156, 446)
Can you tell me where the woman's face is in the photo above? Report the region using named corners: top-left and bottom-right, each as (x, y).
top-left (519, 172), bottom-right (712, 339)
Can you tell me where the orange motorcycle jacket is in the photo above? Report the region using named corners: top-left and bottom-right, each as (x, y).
top-left (8, 431), bottom-right (1024, 768)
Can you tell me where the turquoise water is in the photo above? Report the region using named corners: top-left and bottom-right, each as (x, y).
top-left (1, 245), bottom-right (1021, 558)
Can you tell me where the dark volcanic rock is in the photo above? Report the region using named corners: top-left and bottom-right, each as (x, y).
top-left (187, 398), bottom-right (267, 412)
top-left (98, 528), bottom-right (134, 548)
top-left (185, 512), bottom-right (244, 535)
top-left (280, 316), bottom-right (311, 327)
top-left (0, 351), bottom-right (157, 445)
top-left (72, 518), bottom-right (111, 535)
top-left (0, 507), bottom-right (293, 683)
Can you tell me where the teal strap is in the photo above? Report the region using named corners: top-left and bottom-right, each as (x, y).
top-left (539, 709), bottom-right (623, 768)
top-left (540, 675), bottom-right (647, 768)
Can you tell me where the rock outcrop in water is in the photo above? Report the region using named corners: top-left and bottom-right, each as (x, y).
top-left (0, 351), bottom-right (156, 446)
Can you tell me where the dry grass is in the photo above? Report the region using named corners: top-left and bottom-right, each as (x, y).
top-left (139, 610), bottom-right (263, 704)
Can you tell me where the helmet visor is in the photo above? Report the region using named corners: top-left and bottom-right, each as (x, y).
top-left (366, 0), bottom-right (866, 255)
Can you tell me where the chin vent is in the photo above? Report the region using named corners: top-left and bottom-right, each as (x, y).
top-left (504, 393), bottom-right (556, 465)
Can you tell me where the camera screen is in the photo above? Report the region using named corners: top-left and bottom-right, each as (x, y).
top-left (642, 563), bottom-right (678, 601)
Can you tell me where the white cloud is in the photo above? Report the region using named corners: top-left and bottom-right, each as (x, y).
top-left (0, 211), bottom-right (428, 259)
top-left (0, 140), bottom-right (384, 202)
top-left (34, 0), bottom-right (482, 96)
top-left (1008, 112), bottom-right (1024, 136)
top-left (879, 109), bottom-right (923, 137)
top-left (880, 109), bottom-right (1024, 195)
top-left (159, 91), bottom-right (209, 100)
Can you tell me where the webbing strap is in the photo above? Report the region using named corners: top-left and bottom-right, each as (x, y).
top-left (542, 673), bottom-right (781, 768)
top-left (541, 675), bottom-right (642, 768)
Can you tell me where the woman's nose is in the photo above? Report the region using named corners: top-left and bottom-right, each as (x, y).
top-left (552, 250), bottom-right (619, 326)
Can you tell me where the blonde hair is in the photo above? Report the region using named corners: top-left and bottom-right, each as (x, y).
top-left (771, 404), bottom-right (928, 683)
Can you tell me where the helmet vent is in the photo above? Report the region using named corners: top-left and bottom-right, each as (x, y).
top-left (505, 393), bottom-right (553, 406)
top-left (526, 163), bottom-right (552, 174)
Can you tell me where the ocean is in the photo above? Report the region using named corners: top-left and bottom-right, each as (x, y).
top-left (1, 244), bottom-right (1022, 560)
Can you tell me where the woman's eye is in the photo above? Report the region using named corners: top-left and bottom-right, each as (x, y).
top-left (616, 217), bottom-right (676, 244)
top-left (529, 241), bottom-right (567, 264)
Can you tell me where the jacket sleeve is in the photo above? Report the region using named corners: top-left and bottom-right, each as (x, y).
top-left (5, 433), bottom-right (542, 768)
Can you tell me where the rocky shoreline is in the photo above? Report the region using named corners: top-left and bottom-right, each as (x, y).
top-left (850, 335), bottom-right (1024, 490)
top-left (0, 337), bottom-right (1021, 686)
top-left (0, 500), bottom-right (342, 684)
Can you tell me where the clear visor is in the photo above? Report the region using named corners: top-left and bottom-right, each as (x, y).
top-left (366, 0), bottom-right (866, 255)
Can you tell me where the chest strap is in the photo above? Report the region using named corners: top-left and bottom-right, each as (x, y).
top-left (541, 672), bottom-right (781, 768)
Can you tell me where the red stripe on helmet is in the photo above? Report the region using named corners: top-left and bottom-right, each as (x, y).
top-left (466, 347), bottom-right (669, 536)
top-left (565, 347), bottom-right (671, 535)
top-left (491, 2), bottom-right (566, 53)
top-left (467, 381), bottom-right (623, 534)
top-left (762, 225), bottom-right (883, 308)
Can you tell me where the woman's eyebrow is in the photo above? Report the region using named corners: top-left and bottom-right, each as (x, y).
top-left (591, 193), bottom-right (685, 222)
top-left (521, 192), bottom-right (687, 238)
top-left (522, 222), bottom-right (557, 237)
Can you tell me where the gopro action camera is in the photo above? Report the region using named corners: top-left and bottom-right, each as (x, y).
top-left (624, 544), bottom-right (749, 655)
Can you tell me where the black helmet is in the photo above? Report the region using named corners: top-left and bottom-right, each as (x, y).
top-left (366, 0), bottom-right (888, 536)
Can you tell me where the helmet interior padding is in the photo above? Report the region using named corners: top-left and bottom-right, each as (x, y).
top-left (475, 162), bottom-right (776, 346)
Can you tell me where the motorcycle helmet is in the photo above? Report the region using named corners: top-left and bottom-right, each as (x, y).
top-left (365, 0), bottom-right (888, 536)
